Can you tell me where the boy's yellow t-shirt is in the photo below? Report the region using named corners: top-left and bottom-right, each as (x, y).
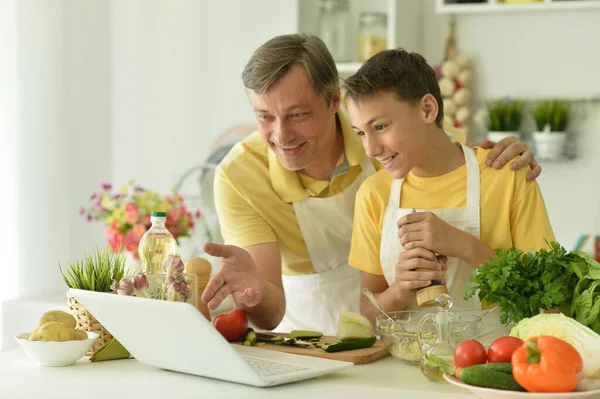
top-left (348, 147), bottom-right (556, 275)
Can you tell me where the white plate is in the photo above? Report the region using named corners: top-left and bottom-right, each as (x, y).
top-left (443, 374), bottom-right (600, 399)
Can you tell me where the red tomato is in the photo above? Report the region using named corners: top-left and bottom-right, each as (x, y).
top-left (488, 336), bottom-right (524, 363)
top-left (212, 309), bottom-right (248, 342)
top-left (454, 340), bottom-right (487, 368)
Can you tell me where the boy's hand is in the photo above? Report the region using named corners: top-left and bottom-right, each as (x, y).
top-left (480, 136), bottom-right (541, 181)
top-left (393, 248), bottom-right (446, 296)
top-left (397, 212), bottom-right (466, 258)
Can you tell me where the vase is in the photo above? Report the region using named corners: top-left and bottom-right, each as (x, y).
top-left (533, 131), bottom-right (567, 161)
top-left (486, 131), bottom-right (521, 142)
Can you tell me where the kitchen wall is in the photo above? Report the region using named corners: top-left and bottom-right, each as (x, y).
top-left (6, 0), bottom-right (300, 301)
top-left (419, 1), bottom-right (600, 253)
top-left (7, 0), bottom-right (600, 301)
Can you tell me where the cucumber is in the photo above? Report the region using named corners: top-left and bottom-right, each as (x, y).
top-left (460, 364), bottom-right (524, 391)
top-left (242, 329), bottom-right (257, 346)
top-left (319, 336), bottom-right (377, 353)
top-left (478, 362), bottom-right (513, 374)
top-left (289, 330), bottom-right (323, 340)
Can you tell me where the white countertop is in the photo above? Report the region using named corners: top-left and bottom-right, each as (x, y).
top-left (0, 348), bottom-right (476, 399)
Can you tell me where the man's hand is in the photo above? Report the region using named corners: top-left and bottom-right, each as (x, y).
top-left (394, 248), bottom-right (447, 294)
top-left (397, 212), bottom-right (466, 258)
top-left (201, 243), bottom-right (264, 311)
top-left (480, 136), bottom-right (541, 181)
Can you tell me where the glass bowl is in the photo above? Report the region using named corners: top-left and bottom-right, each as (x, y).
top-left (376, 309), bottom-right (484, 365)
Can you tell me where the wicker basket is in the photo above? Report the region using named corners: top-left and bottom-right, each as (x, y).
top-left (67, 295), bottom-right (113, 356)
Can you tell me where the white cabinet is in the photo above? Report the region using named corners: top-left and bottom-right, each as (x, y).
top-left (295, 0), bottom-right (422, 75)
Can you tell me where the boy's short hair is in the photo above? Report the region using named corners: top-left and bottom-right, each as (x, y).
top-left (342, 48), bottom-right (444, 127)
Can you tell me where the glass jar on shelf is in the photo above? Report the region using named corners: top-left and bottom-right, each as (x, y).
top-left (317, 0), bottom-right (352, 63)
top-left (358, 11), bottom-right (387, 62)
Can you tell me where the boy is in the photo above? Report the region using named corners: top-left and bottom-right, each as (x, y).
top-left (344, 49), bottom-right (555, 340)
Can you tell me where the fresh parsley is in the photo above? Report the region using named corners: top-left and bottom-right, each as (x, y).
top-left (464, 241), bottom-right (600, 333)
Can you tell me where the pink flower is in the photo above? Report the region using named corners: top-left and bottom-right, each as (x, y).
top-left (101, 182), bottom-right (112, 190)
top-left (117, 279), bottom-right (134, 296)
top-left (124, 202), bottom-right (139, 224)
top-left (195, 210), bottom-right (201, 218)
top-left (133, 274), bottom-right (148, 290)
top-left (79, 207), bottom-right (85, 216)
top-left (131, 224), bottom-right (147, 240)
top-left (108, 230), bottom-right (124, 252)
top-left (87, 214), bottom-right (92, 222)
top-left (140, 215), bottom-right (151, 227)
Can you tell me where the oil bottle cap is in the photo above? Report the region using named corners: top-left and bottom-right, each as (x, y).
top-left (151, 211), bottom-right (167, 217)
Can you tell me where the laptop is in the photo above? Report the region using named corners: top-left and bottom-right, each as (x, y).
top-left (70, 289), bottom-right (353, 387)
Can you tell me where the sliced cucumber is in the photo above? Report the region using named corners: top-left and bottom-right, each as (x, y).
top-left (319, 336), bottom-right (377, 353)
top-left (289, 330), bottom-right (323, 340)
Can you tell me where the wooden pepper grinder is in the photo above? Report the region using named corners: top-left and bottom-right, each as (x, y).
top-left (408, 208), bottom-right (449, 307)
top-left (185, 257), bottom-right (212, 321)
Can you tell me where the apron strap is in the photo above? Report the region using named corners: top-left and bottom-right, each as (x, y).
top-left (461, 143), bottom-right (480, 208)
top-left (385, 178), bottom-right (403, 225)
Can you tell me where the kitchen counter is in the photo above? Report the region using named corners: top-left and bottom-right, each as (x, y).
top-left (0, 348), bottom-right (476, 399)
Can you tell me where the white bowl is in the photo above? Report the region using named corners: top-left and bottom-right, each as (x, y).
top-left (15, 331), bottom-right (98, 367)
top-left (444, 374), bottom-right (600, 399)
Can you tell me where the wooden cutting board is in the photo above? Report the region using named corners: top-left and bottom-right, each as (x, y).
top-left (233, 335), bottom-right (389, 365)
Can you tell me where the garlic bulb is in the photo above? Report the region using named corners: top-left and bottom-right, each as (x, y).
top-left (456, 106), bottom-right (471, 124)
top-left (455, 55), bottom-right (470, 70)
top-left (162, 254), bottom-right (184, 274)
top-left (439, 78), bottom-right (456, 98)
top-left (441, 60), bottom-right (460, 79)
top-left (453, 88), bottom-right (471, 107)
top-left (444, 98), bottom-right (457, 116)
top-left (457, 70), bottom-right (472, 88)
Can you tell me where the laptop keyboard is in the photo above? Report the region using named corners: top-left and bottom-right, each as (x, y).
top-left (243, 356), bottom-right (309, 377)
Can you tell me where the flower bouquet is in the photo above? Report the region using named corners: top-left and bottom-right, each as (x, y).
top-left (81, 181), bottom-right (201, 260)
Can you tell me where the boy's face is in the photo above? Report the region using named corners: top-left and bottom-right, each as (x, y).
top-left (348, 91), bottom-right (430, 179)
top-left (247, 65), bottom-right (340, 172)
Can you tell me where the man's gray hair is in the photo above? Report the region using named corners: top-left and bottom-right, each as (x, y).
top-left (242, 33), bottom-right (339, 104)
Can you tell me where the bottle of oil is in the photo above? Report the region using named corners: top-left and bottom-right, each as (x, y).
top-left (138, 211), bottom-right (178, 274)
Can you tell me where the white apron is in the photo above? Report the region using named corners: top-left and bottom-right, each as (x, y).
top-left (379, 143), bottom-right (506, 346)
top-left (275, 157), bottom-right (376, 336)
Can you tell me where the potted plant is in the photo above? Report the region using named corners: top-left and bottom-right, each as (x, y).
top-left (60, 247), bottom-right (129, 355)
top-left (531, 100), bottom-right (570, 160)
top-left (485, 98), bottom-right (525, 142)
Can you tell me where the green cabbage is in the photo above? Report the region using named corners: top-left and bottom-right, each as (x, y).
top-left (336, 312), bottom-right (373, 341)
top-left (510, 313), bottom-right (600, 391)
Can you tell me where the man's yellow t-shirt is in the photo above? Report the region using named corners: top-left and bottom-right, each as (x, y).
top-left (348, 147), bottom-right (556, 275)
top-left (214, 111), bottom-right (465, 276)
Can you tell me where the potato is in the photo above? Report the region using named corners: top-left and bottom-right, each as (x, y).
top-left (38, 310), bottom-right (76, 329)
top-left (74, 329), bottom-right (88, 341)
top-left (37, 322), bottom-right (78, 342)
top-left (29, 332), bottom-right (40, 341)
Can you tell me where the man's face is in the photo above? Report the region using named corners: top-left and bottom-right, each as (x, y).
top-left (348, 91), bottom-right (429, 179)
top-left (247, 65), bottom-right (340, 171)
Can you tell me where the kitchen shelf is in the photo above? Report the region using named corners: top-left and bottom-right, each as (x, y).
top-left (296, 0), bottom-right (401, 75)
top-left (436, 0), bottom-right (600, 14)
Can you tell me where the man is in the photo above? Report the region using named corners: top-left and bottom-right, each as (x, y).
top-left (201, 34), bottom-right (541, 335)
